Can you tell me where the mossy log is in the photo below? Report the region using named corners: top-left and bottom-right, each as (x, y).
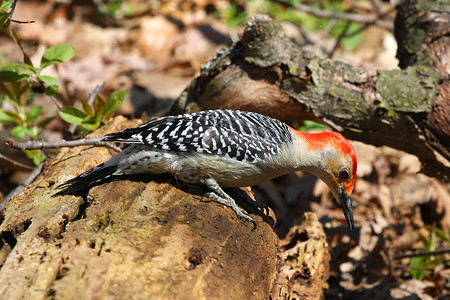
top-left (171, 3), bottom-right (449, 181)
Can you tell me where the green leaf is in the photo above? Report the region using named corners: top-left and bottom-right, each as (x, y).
top-left (11, 125), bottom-right (27, 139)
top-left (0, 11), bottom-right (10, 28)
top-left (223, 3), bottom-right (247, 28)
top-left (93, 95), bottom-right (105, 119)
top-left (341, 23), bottom-right (362, 51)
top-left (0, 110), bottom-right (23, 125)
top-left (299, 120), bottom-right (328, 132)
top-left (27, 126), bottom-right (40, 138)
top-left (37, 75), bottom-right (57, 85)
top-left (434, 228), bottom-right (450, 244)
top-left (37, 116), bottom-right (55, 129)
top-left (10, 28), bottom-right (33, 65)
top-left (1, 1), bottom-right (13, 10)
top-left (0, 108), bottom-right (16, 123)
top-left (26, 106), bottom-right (43, 125)
top-left (12, 64), bottom-right (37, 75)
top-left (29, 126), bottom-right (40, 138)
top-left (81, 114), bottom-right (100, 131)
top-left (410, 257), bottom-right (429, 280)
top-left (58, 107), bottom-right (86, 125)
top-left (79, 126), bottom-right (92, 135)
top-left (80, 98), bottom-right (93, 115)
top-left (45, 85), bottom-right (58, 96)
top-left (0, 70), bottom-right (28, 82)
top-left (0, 62), bottom-right (19, 71)
top-left (24, 149), bottom-right (45, 165)
top-left (104, 90), bottom-right (127, 116)
top-left (40, 44), bottom-right (76, 69)
top-left (0, 63), bottom-right (36, 81)
top-left (15, 82), bottom-right (33, 103)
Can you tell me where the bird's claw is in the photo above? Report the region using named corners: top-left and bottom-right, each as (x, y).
top-left (202, 192), bottom-right (257, 229)
top-left (235, 207), bottom-right (257, 230)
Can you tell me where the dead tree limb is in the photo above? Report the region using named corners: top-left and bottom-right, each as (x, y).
top-left (171, 6), bottom-right (449, 181)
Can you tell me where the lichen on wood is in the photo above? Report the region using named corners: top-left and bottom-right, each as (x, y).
top-left (171, 13), bottom-right (449, 180)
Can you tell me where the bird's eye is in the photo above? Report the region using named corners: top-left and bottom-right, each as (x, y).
top-left (339, 169), bottom-right (350, 180)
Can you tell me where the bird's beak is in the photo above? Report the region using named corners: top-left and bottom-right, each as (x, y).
top-left (339, 187), bottom-right (354, 230)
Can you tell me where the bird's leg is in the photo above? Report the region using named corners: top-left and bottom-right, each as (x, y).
top-left (200, 177), bottom-right (256, 228)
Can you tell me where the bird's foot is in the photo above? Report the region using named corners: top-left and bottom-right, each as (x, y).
top-left (203, 192), bottom-right (257, 229)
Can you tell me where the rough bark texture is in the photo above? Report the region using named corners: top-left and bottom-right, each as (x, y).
top-left (272, 213), bottom-right (331, 300)
top-left (1, 1), bottom-right (447, 299)
top-left (171, 4), bottom-right (449, 181)
top-left (0, 116), bottom-right (281, 299)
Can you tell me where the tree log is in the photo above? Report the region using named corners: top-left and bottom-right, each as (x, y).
top-left (0, 116), bottom-right (282, 299)
top-left (171, 6), bottom-right (449, 181)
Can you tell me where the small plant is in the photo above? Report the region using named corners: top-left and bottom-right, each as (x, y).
top-left (410, 226), bottom-right (450, 280)
top-left (0, 29), bottom-right (126, 167)
top-left (222, 3), bottom-right (248, 28)
top-left (0, 0), bottom-right (12, 27)
top-left (58, 90), bottom-right (127, 135)
top-left (298, 120), bottom-right (328, 132)
top-left (0, 34), bottom-right (76, 164)
top-left (0, 41), bottom-right (76, 139)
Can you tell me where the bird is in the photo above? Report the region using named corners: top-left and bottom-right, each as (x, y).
top-left (54, 109), bottom-right (357, 229)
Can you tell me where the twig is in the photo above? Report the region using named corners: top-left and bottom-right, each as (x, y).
top-left (391, 264), bottom-right (438, 272)
top-left (9, 19), bottom-right (35, 24)
top-left (0, 152), bottom-right (35, 170)
top-left (87, 82), bottom-right (105, 105)
top-left (368, 0), bottom-right (383, 15)
top-left (37, 80), bottom-right (64, 110)
top-left (6, 137), bottom-right (122, 153)
top-left (340, 6), bottom-right (396, 40)
top-left (328, 20), bottom-right (352, 58)
top-left (5, 0), bottom-right (18, 26)
top-left (271, 0), bottom-right (393, 31)
top-left (393, 248), bottom-right (450, 259)
top-left (5, 0), bottom-right (35, 26)
top-left (0, 163), bottom-right (43, 212)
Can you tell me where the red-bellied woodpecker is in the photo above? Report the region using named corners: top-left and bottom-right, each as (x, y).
top-left (55, 109), bottom-right (357, 229)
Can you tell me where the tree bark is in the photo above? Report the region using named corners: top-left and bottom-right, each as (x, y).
top-left (171, 4), bottom-right (449, 181)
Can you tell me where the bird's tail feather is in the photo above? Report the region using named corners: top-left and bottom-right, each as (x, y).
top-left (53, 163), bottom-right (116, 196)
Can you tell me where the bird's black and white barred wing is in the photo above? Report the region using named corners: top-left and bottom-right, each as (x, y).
top-left (103, 110), bottom-right (294, 163)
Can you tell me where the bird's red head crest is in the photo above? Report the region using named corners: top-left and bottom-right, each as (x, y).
top-left (294, 130), bottom-right (357, 193)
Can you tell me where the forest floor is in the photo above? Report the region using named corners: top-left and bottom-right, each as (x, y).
top-left (0, 1), bottom-right (448, 299)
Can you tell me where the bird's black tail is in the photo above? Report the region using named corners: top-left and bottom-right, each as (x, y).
top-left (53, 163), bottom-right (116, 196)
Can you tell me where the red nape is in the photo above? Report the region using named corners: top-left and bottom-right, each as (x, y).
top-left (292, 129), bottom-right (357, 181)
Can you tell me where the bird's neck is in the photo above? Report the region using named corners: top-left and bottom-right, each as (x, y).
top-left (287, 130), bottom-right (334, 172)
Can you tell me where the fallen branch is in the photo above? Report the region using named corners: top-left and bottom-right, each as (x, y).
top-left (271, 0), bottom-right (393, 31)
top-left (394, 248), bottom-right (450, 260)
top-left (6, 137), bottom-right (122, 152)
top-left (0, 152), bottom-right (35, 170)
top-left (172, 15), bottom-right (449, 180)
